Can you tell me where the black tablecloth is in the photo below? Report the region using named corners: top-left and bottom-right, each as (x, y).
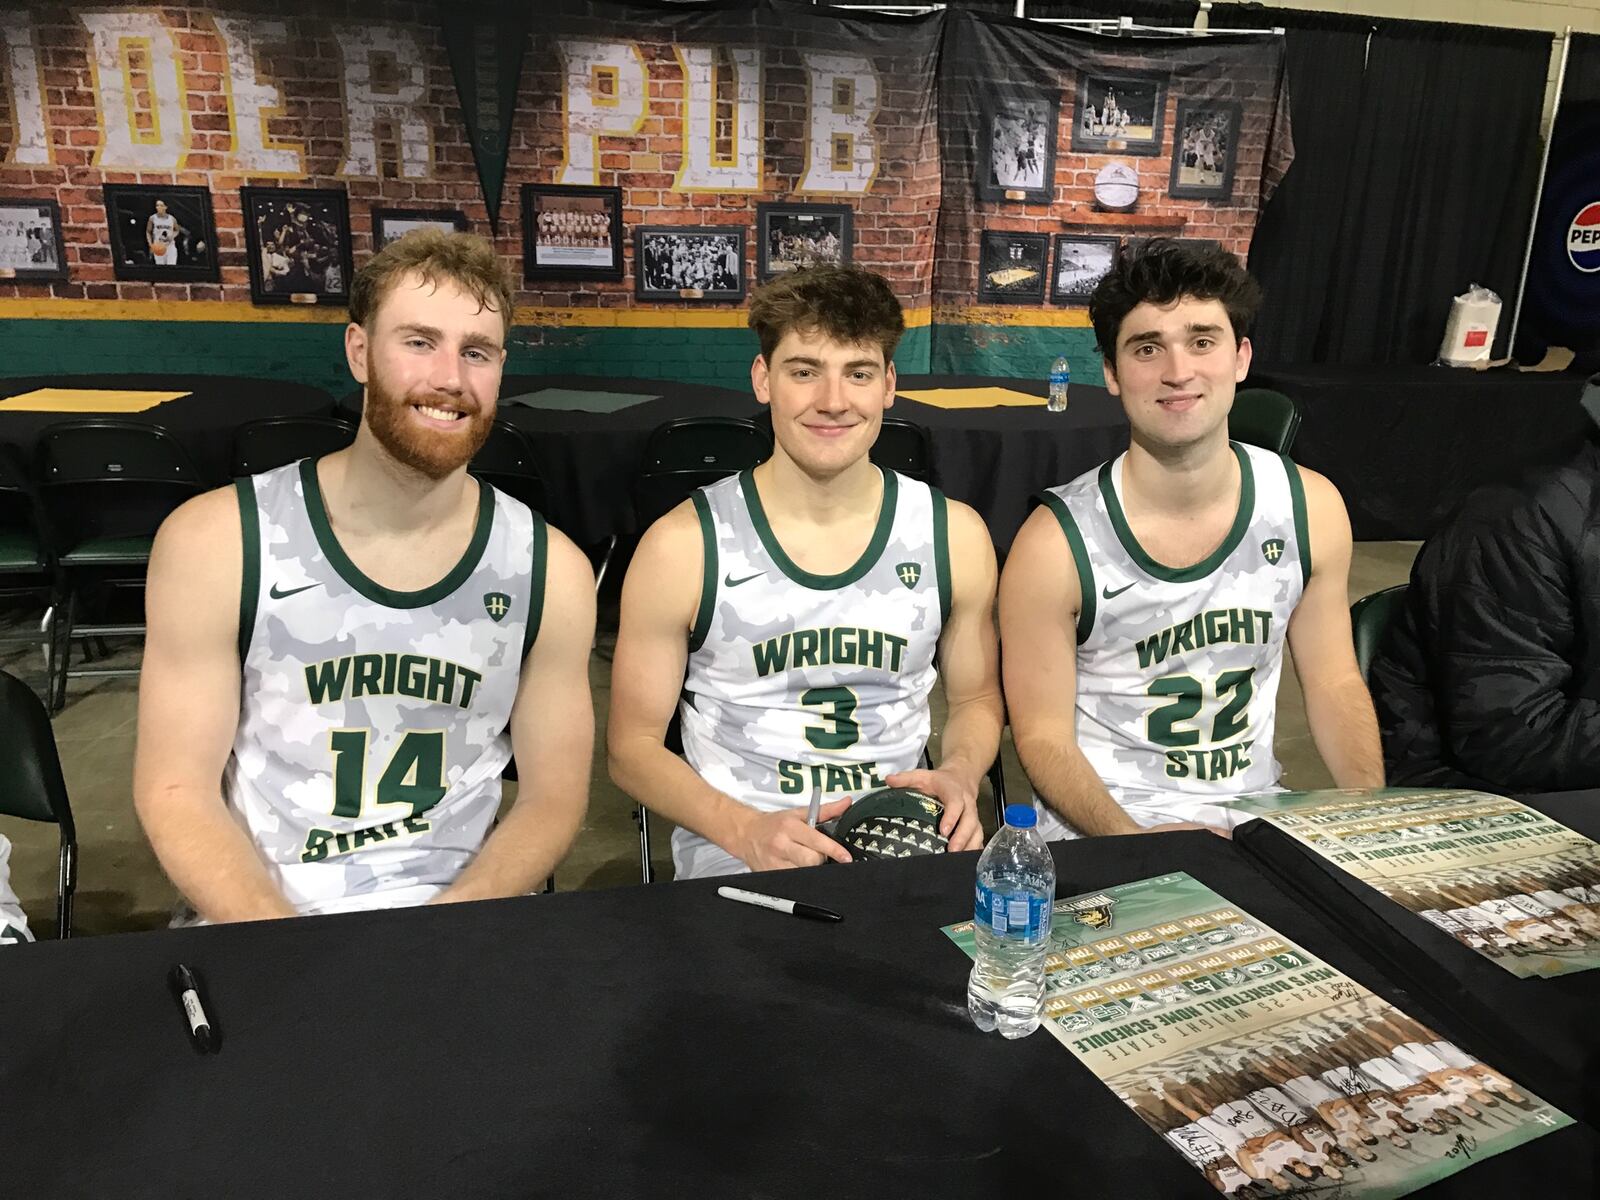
top-left (0, 375), bottom-right (335, 483)
top-left (1235, 790), bottom-right (1600, 1125)
top-left (1249, 364), bottom-right (1593, 541)
top-left (1, 832), bottom-right (1593, 1197)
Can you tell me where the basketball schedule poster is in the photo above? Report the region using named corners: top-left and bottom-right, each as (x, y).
top-left (945, 873), bottom-right (1570, 1198)
top-left (1224, 789), bottom-right (1600, 979)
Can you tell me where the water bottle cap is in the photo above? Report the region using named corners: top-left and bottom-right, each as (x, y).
top-left (1004, 804), bottom-right (1037, 829)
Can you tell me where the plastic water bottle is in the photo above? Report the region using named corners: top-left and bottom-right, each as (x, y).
top-left (1047, 355), bottom-right (1070, 412)
top-left (967, 804), bottom-right (1055, 1038)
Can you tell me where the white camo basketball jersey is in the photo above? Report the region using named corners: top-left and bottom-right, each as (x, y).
top-left (1035, 442), bottom-right (1308, 838)
top-left (223, 458), bottom-right (544, 916)
top-left (677, 468), bottom-right (948, 877)
top-left (148, 212), bottom-right (176, 246)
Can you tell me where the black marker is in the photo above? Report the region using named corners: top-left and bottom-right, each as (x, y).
top-left (717, 886), bottom-right (843, 923)
top-left (170, 964), bottom-right (216, 1053)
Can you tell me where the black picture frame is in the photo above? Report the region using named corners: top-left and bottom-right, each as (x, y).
top-left (102, 184), bottom-right (219, 283)
top-left (1050, 234), bottom-right (1120, 305)
top-left (1072, 71), bottom-right (1167, 158)
top-left (1169, 99), bottom-right (1242, 201)
top-left (241, 187), bottom-right (354, 307)
top-left (755, 203), bottom-right (853, 282)
top-left (977, 91), bottom-right (1060, 204)
top-left (372, 207), bottom-right (469, 250)
top-left (0, 199), bottom-right (67, 283)
top-left (634, 226), bottom-right (745, 302)
top-left (521, 184), bottom-right (623, 282)
top-left (976, 230), bottom-right (1049, 304)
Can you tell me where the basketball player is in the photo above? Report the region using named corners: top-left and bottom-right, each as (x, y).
top-left (1000, 239), bottom-right (1382, 839)
top-left (145, 199), bottom-right (188, 266)
top-left (609, 266), bottom-right (1002, 878)
top-left (133, 231), bottom-right (595, 921)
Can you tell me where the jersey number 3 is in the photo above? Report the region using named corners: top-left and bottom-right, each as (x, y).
top-left (802, 686), bottom-right (860, 750)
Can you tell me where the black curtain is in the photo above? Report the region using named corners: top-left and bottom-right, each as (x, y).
top-left (1235, 6), bottom-right (1550, 364)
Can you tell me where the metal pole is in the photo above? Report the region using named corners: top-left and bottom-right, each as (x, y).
top-left (1507, 27), bottom-right (1573, 357)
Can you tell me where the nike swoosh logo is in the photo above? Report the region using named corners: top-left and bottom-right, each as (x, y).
top-left (724, 572), bottom-right (764, 587)
top-left (269, 582), bottom-right (323, 600)
top-left (1101, 582), bottom-right (1137, 600)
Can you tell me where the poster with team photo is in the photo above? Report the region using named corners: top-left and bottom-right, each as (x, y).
top-left (1223, 789), bottom-right (1600, 979)
top-left (945, 873), bottom-right (1570, 1198)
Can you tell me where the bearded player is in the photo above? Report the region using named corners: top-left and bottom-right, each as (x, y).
top-left (609, 266), bottom-right (1002, 878)
top-left (134, 231), bottom-right (594, 921)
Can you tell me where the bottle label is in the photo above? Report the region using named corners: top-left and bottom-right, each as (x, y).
top-left (975, 882), bottom-right (1049, 944)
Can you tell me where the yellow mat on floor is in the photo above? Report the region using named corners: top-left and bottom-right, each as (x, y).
top-left (0, 388), bottom-right (191, 413)
top-left (895, 386), bottom-right (1042, 409)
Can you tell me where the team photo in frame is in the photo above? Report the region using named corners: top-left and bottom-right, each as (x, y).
top-left (1169, 99), bottom-right (1242, 201)
top-left (977, 230), bottom-right (1049, 304)
top-left (372, 207), bottom-right (469, 250)
top-left (522, 184), bottom-right (623, 282)
top-left (0, 199), bottom-right (67, 283)
top-left (756, 203), bottom-right (853, 282)
top-left (241, 187), bottom-right (353, 306)
top-left (102, 184), bottom-right (219, 283)
top-left (635, 226), bottom-right (745, 302)
top-left (1072, 71), bottom-right (1167, 157)
top-left (977, 90), bottom-right (1060, 204)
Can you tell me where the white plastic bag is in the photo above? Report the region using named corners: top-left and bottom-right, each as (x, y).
top-left (1437, 283), bottom-right (1502, 366)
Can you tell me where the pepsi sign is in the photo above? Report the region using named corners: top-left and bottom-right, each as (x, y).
top-left (1568, 202), bottom-right (1600, 273)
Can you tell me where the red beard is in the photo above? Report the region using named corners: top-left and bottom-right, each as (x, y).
top-left (362, 362), bottom-right (494, 480)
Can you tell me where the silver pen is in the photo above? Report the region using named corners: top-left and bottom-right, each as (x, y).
top-left (806, 779), bottom-right (822, 828)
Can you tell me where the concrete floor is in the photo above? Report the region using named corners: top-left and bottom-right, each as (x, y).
top-left (0, 541), bottom-right (1419, 938)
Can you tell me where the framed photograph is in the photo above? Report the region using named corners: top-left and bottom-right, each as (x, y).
top-left (978, 91), bottom-right (1059, 203)
top-left (0, 199), bottom-right (67, 282)
top-left (1072, 72), bottom-right (1167, 157)
top-left (634, 226), bottom-right (745, 302)
top-left (1051, 234), bottom-right (1120, 305)
top-left (1169, 99), bottom-right (1242, 201)
top-left (102, 184), bottom-right (218, 283)
top-left (241, 187), bottom-right (354, 306)
top-left (522, 184), bottom-right (622, 282)
top-left (756, 203), bottom-right (852, 282)
top-left (373, 207), bottom-right (468, 250)
top-left (977, 230), bottom-right (1049, 304)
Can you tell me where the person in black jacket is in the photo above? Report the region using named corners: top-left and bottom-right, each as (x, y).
top-left (1370, 375), bottom-right (1600, 790)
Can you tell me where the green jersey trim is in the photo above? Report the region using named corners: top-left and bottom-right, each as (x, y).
top-left (932, 486), bottom-right (952, 625)
top-left (1283, 454), bottom-right (1312, 584)
top-left (1041, 491), bottom-right (1095, 644)
top-left (521, 511), bottom-right (548, 662)
top-left (689, 490), bottom-right (717, 653)
top-left (234, 477), bottom-right (260, 663)
top-left (1097, 442), bottom-right (1255, 583)
top-left (298, 456), bottom-right (495, 609)
top-left (739, 466), bottom-right (899, 591)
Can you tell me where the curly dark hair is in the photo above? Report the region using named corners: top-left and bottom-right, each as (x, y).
top-left (747, 265), bottom-right (905, 364)
top-left (1088, 239), bottom-right (1263, 359)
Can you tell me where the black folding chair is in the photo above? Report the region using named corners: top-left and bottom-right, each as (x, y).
top-left (871, 416), bottom-right (936, 485)
top-left (37, 421), bottom-right (206, 713)
top-left (470, 420), bottom-right (549, 515)
top-left (1230, 387), bottom-right (1303, 455)
top-left (230, 415), bottom-right (355, 477)
top-left (1351, 584), bottom-right (1409, 683)
top-left (632, 416), bottom-right (773, 532)
top-left (0, 667), bottom-right (76, 936)
top-left (0, 441), bottom-right (57, 687)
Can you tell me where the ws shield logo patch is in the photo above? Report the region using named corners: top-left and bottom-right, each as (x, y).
top-left (483, 592), bottom-right (511, 622)
top-left (1261, 538), bottom-right (1285, 565)
top-left (896, 562), bottom-right (922, 589)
